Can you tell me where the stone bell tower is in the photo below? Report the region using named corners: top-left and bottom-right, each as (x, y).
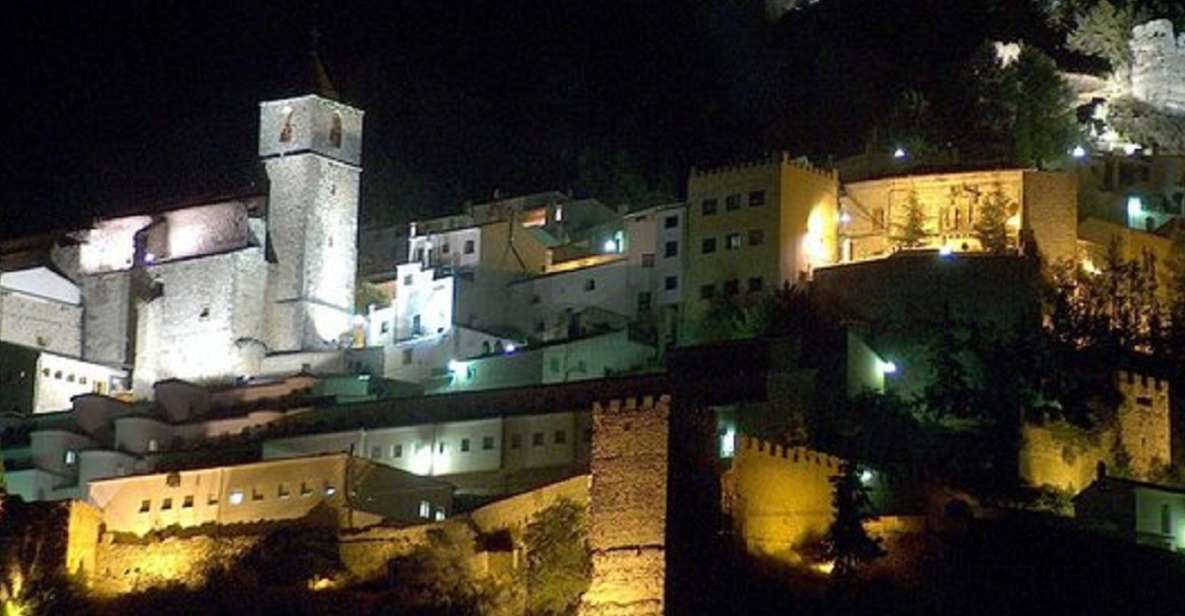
top-left (258, 44), bottom-right (364, 352)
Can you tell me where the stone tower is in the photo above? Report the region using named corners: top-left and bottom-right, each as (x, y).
top-left (258, 50), bottom-right (364, 352)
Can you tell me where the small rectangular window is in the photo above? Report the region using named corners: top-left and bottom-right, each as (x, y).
top-left (278, 483), bottom-right (290, 499)
top-left (464, 240), bottom-right (475, 254)
top-left (748, 277), bottom-right (764, 292)
top-left (701, 237), bottom-right (716, 254)
top-left (725, 279), bottom-right (740, 295)
top-left (392, 444), bottom-right (403, 458)
top-left (511, 434), bottom-right (523, 449)
top-left (183, 495), bottom-right (194, 508)
top-left (252, 488), bottom-right (264, 501)
top-left (161, 498), bottom-right (173, 511)
top-left (64, 450), bottom-right (77, 465)
top-left (1162, 503), bottom-right (1172, 534)
top-left (665, 241), bottom-right (678, 258)
top-left (748, 229), bottom-right (764, 246)
top-left (725, 194), bottom-right (741, 211)
top-left (438, 441), bottom-right (445, 453)
top-left (300, 482), bottom-right (312, 497)
top-left (441, 243), bottom-right (451, 255)
top-left (419, 500), bottom-right (432, 519)
top-left (324, 483), bottom-right (337, 497)
top-left (637, 292), bottom-right (652, 313)
top-left (434, 508), bottom-right (446, 521)
top-left (371, 446), bottom-right (382, 459)
top-left (642, 253), bottom-right (655, 268)
top-left (550, 357), bottom-right (561, 372)
top-left (482, 436), bottom-right (495, 450)
top-left (404, 274), bottom-right (414, 286)
top-left (554, 430), bottom-right (567, 444)
top-left (139, 499), bottom-right (151, 513)
top-left (665, 276), bottom-right (678, 291)
top-left (702, 199), bottom-right (718, 216)
top-left (725, 233), bottom-right (742, 250)
top-left (749, 190), bottom-right (765, 207)
top-left (461, 438), bottom-right (471, 452)
top-left (665, 215), bottom-right (679, 228)
top-left (208, 494), bottom-right (219, 506)
top-left (532, 432), bottom-right (545, 447)
top-left (414, 248), bottom-right (424, 262)
top-left (585, 279), bottom-right (596, 291)
top-left (402, 348), bottom-right (413, 365)
top-left (700, 284), bottom-right (716, 300)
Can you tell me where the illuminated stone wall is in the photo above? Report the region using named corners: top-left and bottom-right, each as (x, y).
top-left (91, 534), bottom-right (263, 596)
top-left (1131, 19), bottom-right (1185, 114)
top-left (81, 271), bottom-right (134, 366)
top-left (1021, 170), bottom-right (1079, 265)
top-left (726, 436), bottom-right (842, 556)
top-left (1115, 370), bottom-right (1171, 479)
top-left (579, 395), bottom-right (669, 616)
top-left (0, 288), bottom-right (82, 357)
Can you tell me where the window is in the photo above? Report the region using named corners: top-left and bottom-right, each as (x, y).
top-left (434, 508), bottom-right (446, 521)
top-left (380, 321), bottom-right (390, 334)
top-left (438, 441), bottom-right (445, 453)
top-left (199, 307), bottom-right (210, 319)
top-left (392, 444), bottom-right (403, 458)
top-left (748, 277), bottom-right (764, 292)
top-left (54, 371), bottom-right (62, 380)
top-left (461, 438), bottom-right (471, 452)
top-left (300, 482), bottom-right (312, 496)
top-left (665, 276), bottom-right (678, 291)
top-left (642, 253), bottom-right (655, 268)
top-left (371, 446), bottom-right (382, 459)
top-left (533, 432), bottom-right (545, 447)
top-left (252, 488), bottom-right (264, 501)
top-left (748, 229), bottom-right (764, 246)
top-left (79, 376), bottom-right (87, 385)
top-left (402, 348), bottom-right (413, 365)
top-left (637, 292), bottom-right (652, 313)
top-left (183, 495), bottom-right (194, 508)
top-left (585, 279), bottom-right (596, 291)
top-left (403, 274), bottom-right (413, 286)
top-left (330, 113), bottom-right (343, 148)
top-left (725, 233), bottom-right (742, 250)
top-left (665, 215), bottom-right (679, 228)
top-left (536, 320), bottom-right (547, 333)
top-left (207, 494), bottom-right (218, 506)
top-left (702, 199), bottom-right (718, 216)
top-left (64, 450), bottom-right (77, 466)
top-left (278, 484), bottom-right (290, 499)
top-left (700, 284), bottom-right (716, 300)
top-left (279, 109), bottom-right (293, 142)
top-left (442, 243), bottom-right (451, 255)
top-left (550, 357), bottom-right (562, 373)
top-left (724, 279), bottom-right (740, 295)
top-left (482, 436), bottom-right (495, 450)
top-left (726, 194), bottom-right (741, 211)
top-left (511, 434), bottom-right (523, 449)
top-left (413, 248), bottom-right (424, 262)
top-left (42, 368), bottom-right (49, 377)
top-left (665, 241), bottom-right (678, 258)
top-left (67, 374), bottom-right (75, 383)
top-left (161, 498), bottom-right (173, 511)
top-left (464, 240), bottom-right (475, 254)
top-left (554, 430), bottom-right (567, 444)
top-left (701, 237), bottom-right (717, 254)
top-left (749, 190), bottom-right (766, 207)
top-left (139, 499), bottom-right (151, 514)
top-left (324, 483), bottom-right (337, 497)
top-left (1162, 503), bottom-right (1172, 534)
top-left (147, 439), bottom-right (158, 453)
top-left (419, 500), bottom-right (432, 519)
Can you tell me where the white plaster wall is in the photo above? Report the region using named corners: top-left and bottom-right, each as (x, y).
top-left (407, 226), bottom-right (482, 271)
top-left (393, 263), bottom-right (453, 341)
top-left (540, 330), bottom-right (654, 384)
top-left (503, 412), bottom-right (580, 470)
top-left (33, 353), bottom-right (127, 413)
top-left (0, 291), bottom-right (83, 356)
top-left (0, 267), bottom-right (81, 304)
top-left (78, 216), bottom-right (152, 275)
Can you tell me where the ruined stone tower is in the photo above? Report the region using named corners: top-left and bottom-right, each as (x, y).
top-left (580, 394), bottom-right (669, 616)
top-left (259, 52), bottom-right (363, 352)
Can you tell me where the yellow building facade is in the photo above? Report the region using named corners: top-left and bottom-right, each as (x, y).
top-left (683, 154), bottom-right (839, 342)
top-left (839, 169), bottom-right (1077, 264)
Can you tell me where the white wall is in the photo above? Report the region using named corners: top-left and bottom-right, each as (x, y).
top-left (33, 353), bottom-right (128, 413)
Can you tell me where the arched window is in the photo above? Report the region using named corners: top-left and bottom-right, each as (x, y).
top-left (330, 113), bottom-right (343, 148)
top-left (279, 110), bottom-right (294, 143)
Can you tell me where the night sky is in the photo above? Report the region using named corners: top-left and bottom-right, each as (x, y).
top-left (2, 0), bottom-right (1058, 239)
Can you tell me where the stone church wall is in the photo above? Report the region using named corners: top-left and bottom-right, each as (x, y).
top-left (580, 395), bottom-right (669, 616)
top-left (0, 291), bottom-right (82, 356)
top-left (82, 271), bottom-right (134, 366)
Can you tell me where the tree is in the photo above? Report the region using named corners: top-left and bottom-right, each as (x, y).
top-left (355, 281), bottom-right (391, 313)
top-left (891, 190), bottom-right (929, 249)
top-left (1066, 0), bottom-right (1142, 70)
top-left (974, 185), bottom-right (1013, 254)
top-left (1010, 47), bottom-right (1080, 169)
top-left (922, 306), bottom-right (978, 419)
top-left (822, 461), bottom-right (885, 582)
top-left (523, 499), bottom-right (591, 615)
top-left (1164, 224), bottom-right (1185, 359)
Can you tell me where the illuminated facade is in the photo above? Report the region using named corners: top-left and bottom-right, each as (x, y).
top-left (683, 153), bottom-right (839, 342)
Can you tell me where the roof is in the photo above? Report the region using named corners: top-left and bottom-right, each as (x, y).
top-left (843, 163), bottom-right (1034, 185)
top-left (1076, 475), bottom-right (1185, 500)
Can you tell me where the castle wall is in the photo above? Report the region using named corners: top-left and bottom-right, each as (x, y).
top-left (728, 436), bottom-right (842, 555)
top-left (580, 395), bottom-right (669, 616)
top-left (1115, 370), bottom-right (1171, 478)
top-left (82, 271), bottom-right (134, 366)
top-left (0, 291), bottom-right (82, 356)
top-left (1131, 19), bottom-right (1185, 113)
top-left (1022, 170), bottom-right (1079, 265)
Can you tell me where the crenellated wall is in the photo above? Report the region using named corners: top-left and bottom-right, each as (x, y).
top-left (1131, 19), bottom-right (1185, 113)
top-left (580, 395), bottom-right (669, 616)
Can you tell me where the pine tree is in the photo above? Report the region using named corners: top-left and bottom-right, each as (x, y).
top-left (822, 461), bottom-right (885, 582)
top-left (891, 190), bottom-right (929, 249)
top-left (974, 185), bottom-right (1012, 254)
top-left (1164, 225), bottom-right (1185, 359)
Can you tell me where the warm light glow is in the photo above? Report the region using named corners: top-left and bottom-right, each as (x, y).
top-left (811, 560), bottom-right (835, 575)
top-left (603, 239), bottom-right (618, 253)
top-left (411, 444), bottom-right (433, 475)
top-left (1123, 143), bottom-right (1140, 156)
top-left (839, 212), bottom-right (852, 224)
top-left (804, 203), bottom-right (836, 268)
top-left (938, 245), bottom-right (953, 257)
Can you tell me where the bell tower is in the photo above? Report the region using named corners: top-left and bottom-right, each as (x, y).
top-left (259, 44), bottom-right (364, 352)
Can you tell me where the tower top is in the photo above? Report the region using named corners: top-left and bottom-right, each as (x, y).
top-left (307, 27), bottom-right (340, 101)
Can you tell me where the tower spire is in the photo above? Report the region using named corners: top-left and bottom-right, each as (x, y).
top-left (308, 25), bottom-right (340, 101)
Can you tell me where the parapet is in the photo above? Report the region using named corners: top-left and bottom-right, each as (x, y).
top-left (689, 152), bottom-right (838, 181)
top-left (737, 435), bottom-right (845, 469)
top-left (1116, 369), bottom-right (1168, 393)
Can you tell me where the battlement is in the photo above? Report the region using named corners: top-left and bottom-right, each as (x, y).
top-left (1116, 370), bottom-right (1169, 394)
top-left (690, 151), bottom-right (838, 182)
top-left (592, 394), bottom-right (668, 415)
top-left (737, 436), bottom-right (845, 470)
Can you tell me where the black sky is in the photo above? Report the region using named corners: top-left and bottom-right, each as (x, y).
top-left (1, 0), bottom-right (1057, 239)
